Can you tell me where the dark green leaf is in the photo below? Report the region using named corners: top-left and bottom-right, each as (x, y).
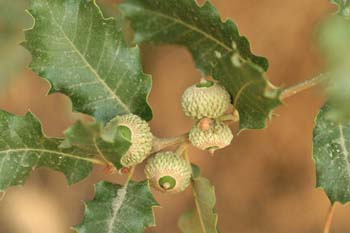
top-left (75, 180), bottom-right (158, 233)
top-left (23, 0), bottom-right (152, 123)
top-left (120, 0), bottom-right (282, 130)
top-left (313, 104), bottom-right (350, 204)
top-left (0, 111), bottom-right (100, 192)
top-left (178, 176), bottom-right (218, 233)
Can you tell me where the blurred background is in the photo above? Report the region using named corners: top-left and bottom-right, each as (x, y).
top-left (0, 0), bottom-right (345, 232)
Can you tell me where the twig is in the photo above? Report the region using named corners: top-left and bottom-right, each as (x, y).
top-left (176, 142), bottom-right (190, 156)
top-left (280, 74), bottom-right (326, 100)
top-left (83, 74), bottom-right (327, 168)
top-left (150, 112), bottom-right (239, 155)
top-left (151, 133), bottom-right (189, 154)
top-left (323, 204), bottom-right (336, 233)
top-left (95, 74), bottom-right (326, 168)
top-left (94, 74), bottom-right (326, 168)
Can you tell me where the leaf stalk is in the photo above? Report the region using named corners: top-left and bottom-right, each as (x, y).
top-left (280, 74), bottom-right (326, 100)
top-left (323, 204), bottom-right (335, 233)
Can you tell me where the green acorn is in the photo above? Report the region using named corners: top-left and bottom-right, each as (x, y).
top-left (181, 79), bottom-right (231, 120)
top-left (145, 151), bottom-right (192, 193)
top-left (189, 120), bottom-right (233, 153)
top-left (106, 114), bottom-right (153, 167)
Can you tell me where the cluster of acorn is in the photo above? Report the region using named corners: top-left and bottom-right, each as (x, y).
top-left (110, 79), bottom-right (233, 193)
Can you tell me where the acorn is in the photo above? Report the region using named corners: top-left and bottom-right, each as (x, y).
top-left (189, 120), bottom-right (233, 154)
top-left (106, 114), bottom-right (153, 167)
top-left (181, 79), bottom-right (231, 120)
top-left (145, 151), bottom-right (192, 193)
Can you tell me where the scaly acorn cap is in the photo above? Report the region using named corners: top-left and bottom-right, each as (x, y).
top-left (145, 151), bottom-right (192, 193)
top-left (189, 120), bottom-right (233, 153)
top-left (106, 114), bottom-right (153, 167)
top-left (181, 79), bottom-right (231, 120)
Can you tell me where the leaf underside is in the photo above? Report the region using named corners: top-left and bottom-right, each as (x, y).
top-left (75, 180), bottom-right (158, 233)
top-left (313, 104), bottom-right (350, 204)
top-left (0, 110), bottom-right (96, 192)
top-left (23, 0), bottom-right (152, 123)
top-left (178, 176), bottom-right (218, 233)
top-left (120, 0), bottom-right (282, 130)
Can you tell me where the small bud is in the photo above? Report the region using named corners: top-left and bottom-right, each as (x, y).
top-left (106, 114), bottom-right (153, 167)
top-left (145, 151), bottom-right (192, 193)
top-left (181, 79), bottom-right (231, 120)
top-left (119, 167), bottom-right (131, 175)
top-left (189, 120), bottom-right (233, 153)
top-left (198, 117), bottom-right (213, 131)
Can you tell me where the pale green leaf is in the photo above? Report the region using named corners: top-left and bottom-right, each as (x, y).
top-left (178, 176), bottom-right (218, 233)
top-left (330, 0), bottom-right (350, 16)
top-left (60, 121), bottom-right (102, 153)
top-left (0, 111), bottom-right (101, 192)
top-left (319, 16), bottom-right (350, 122)
top-left (75, 180), bottom-right (158, 233)
top-left (191, 163), bottom-right (201, 179)
top-left (61, 121), bottom-right (131, 169)
top-left (313, 104), bottom-right (350, 204)
top-left (23, 0), bottom-right (152, 123)
top-left (120, 0), bottom-right (282, 130)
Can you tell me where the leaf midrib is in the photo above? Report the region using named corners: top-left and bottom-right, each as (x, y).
top-left (338, 124), bottom-right (350, 180)
top-left (0, 148), bottom-right (100, 164)
top-left (44, 0), bottom-right (130, 112)
top-left (107, 183), bottom-right (128, 233)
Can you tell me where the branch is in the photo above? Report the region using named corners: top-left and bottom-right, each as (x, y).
top-left (150, 112), bottom-right (239, 155)
top-left (151, 133), bottom-right (189, 154)
top-left (176, 142), bottom-right (191, 155)
top-left (280, 74), bottom-right (326, 100)
top-left (102, 74), bottom-right (328, 168)
top-left (86, 74), bottom-right (328, 168)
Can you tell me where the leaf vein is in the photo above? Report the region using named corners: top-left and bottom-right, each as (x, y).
top-left (43, 0), bottom-right (130, 113)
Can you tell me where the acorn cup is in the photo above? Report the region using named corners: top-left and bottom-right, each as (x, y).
top-left (106, 114), bottom-right (153, 167)
top-left (144, 151), bottom-right (192, 193)
top-left (189, 120), bottom-right (233, 154)
top-left (181, 79), bottom-right (231, 120)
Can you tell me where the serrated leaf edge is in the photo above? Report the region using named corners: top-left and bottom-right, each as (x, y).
top-left (120, 0), bottom-right (269, 72)
top-left (0, 111), bottom-right (100, 192)
top-left (22, 0), bottom-right (153, 122)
